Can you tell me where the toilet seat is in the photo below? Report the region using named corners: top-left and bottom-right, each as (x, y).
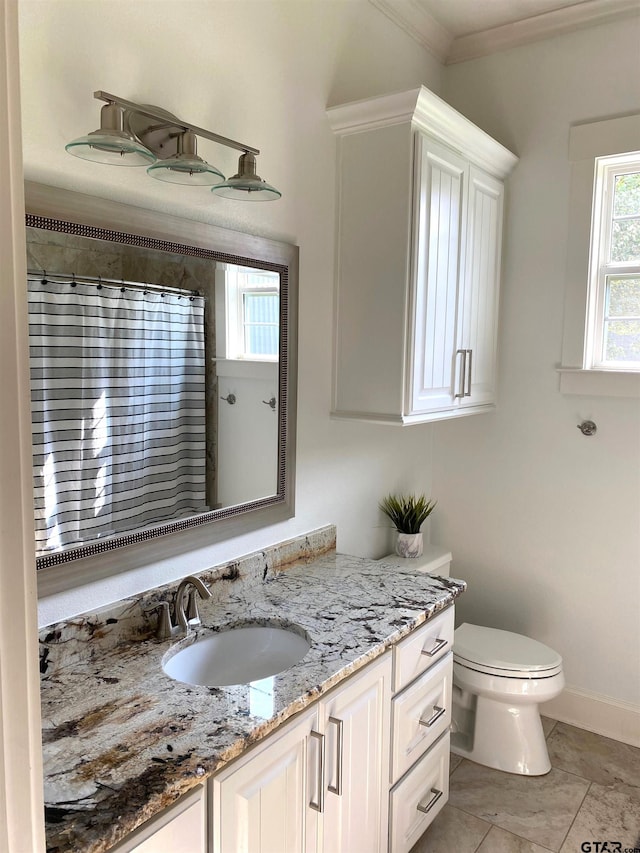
top-left (453, 623), bottom-right (563, 679)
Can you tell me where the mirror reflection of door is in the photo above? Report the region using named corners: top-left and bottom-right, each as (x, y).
top-left (214, 263), bottom-right (280, 508)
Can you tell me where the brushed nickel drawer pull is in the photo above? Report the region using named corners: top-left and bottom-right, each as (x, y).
top-left (421, 637), bottom-right (448, 657)
top-left (309, 731), bottom-right (325, 813)
top-left (419, 705), bottom-right (446, 728)
top-left (416, 787), bottom-right (443, 814)
top-left (327, 716), bottom-right (344, 796)
top-left (455, 349), bottom-right (467, 398)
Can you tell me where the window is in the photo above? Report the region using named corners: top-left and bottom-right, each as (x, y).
top-left (586, 155), bottom-right (640, 370)
top-left (558, 112), bottom-right (640, 396)
top-left (238, 270), bottom-right (280, 359)
top-left (216, 263), bottom-right (280, 361)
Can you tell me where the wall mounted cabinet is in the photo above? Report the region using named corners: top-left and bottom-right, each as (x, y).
top-left (327, 86), bottom-right (518, 425)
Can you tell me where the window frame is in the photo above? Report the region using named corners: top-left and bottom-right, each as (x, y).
top-left (216, 262), bottom-right (280, 363)
top-left (238, 284), bottom-right (280, 361)
top-left (585, 155), bottom-right (640, 371)
top-left (558, 112), bottom-right (640, 397)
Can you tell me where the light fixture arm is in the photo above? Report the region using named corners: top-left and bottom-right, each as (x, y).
top-left (93, 90), bottom-right (260, 156)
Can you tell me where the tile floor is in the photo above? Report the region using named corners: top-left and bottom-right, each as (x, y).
top-left (411, 719), bottom-right (640, 853)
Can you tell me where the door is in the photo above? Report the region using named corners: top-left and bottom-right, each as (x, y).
top-left (456, 165), bottom-right (504, 409)
top-left (319, 654), bottom-right (391, 853)
top-left (409, 134), bottom-right (467, 415)
top-left (212, 706), bottom-right (321, 853)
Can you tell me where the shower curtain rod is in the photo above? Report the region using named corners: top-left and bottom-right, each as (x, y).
top-left (27, 269), bottom-right (200, 299)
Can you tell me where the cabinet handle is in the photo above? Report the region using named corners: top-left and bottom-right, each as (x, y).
top-left (419, 705), bottom-right (446, 728)
top-left (416, 788), bottom-right (443, 815)
top-left (420, 637), bottom-right (448, 657)
top-left (327, 716), bottom-right (344, 796)
top-left (455, 349), bottom-right (467, 398)
top-left (309, 731), bottom-right (325, 813)
top-left (465, 349), bottom-right (473, 396)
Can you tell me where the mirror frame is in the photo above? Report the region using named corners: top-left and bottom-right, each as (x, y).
top-left (25, 181), bottom-right (298, 576)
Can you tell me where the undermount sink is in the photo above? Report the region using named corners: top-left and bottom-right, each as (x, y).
top-left (162, 623), bottom-right (311, 687)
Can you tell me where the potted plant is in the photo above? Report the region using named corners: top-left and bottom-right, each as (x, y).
top-left (379, 493), bottom-right (437, 558)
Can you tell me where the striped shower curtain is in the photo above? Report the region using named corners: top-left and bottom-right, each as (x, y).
top-left (27, 278), bottom-right (207, 554)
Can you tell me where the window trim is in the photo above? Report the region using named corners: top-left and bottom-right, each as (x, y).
top-left (585, 156), bottom-right (640, 371)
top-left (558, 112), bottom-right (640, 397)
top-left (239, 286), bottom-right (280, 362)
top-left (215, 262), bottom-right (280, 363)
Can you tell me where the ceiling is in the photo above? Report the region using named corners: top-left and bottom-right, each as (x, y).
top-left (369, 0), bottom-right (640, 63)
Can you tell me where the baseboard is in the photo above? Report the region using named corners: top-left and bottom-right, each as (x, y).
top-left (541, 686), bottom-right (640, 748)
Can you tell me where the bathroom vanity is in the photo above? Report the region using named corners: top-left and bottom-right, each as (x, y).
top-left (40, 528), bottom-right (465, 853)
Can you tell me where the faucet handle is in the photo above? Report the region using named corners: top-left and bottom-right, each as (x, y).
top-left (186, 588), bottom-right (203, 626)
top-left (156, 601), bottom-right (176, 640)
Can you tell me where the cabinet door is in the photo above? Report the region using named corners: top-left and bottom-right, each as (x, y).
top-left (212, 706), bottom-right (321, 853)
top-left (111, 785), bottom-right (206, 853)
top-left (409, 135), bottom-right (467, 416)
top-left (319, 653), bottom-right (391, 853)
top-left (457, 165), bottom-right (504, 409)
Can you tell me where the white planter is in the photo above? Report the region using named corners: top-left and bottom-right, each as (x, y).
top-left (395, 532), bottom-right (424, 558)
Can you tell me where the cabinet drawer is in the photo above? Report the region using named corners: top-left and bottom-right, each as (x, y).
top-left (389, 733), bottom-right (449, 853)
top-left (393, 607), bottom-right (454, 693)
top-left (391, 653), bottom-right (452, 784)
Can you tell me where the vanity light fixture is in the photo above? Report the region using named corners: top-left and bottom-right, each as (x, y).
top-left (66, 90), bottom-right (281, 200)
top-left (210, 152), bottom-right (281, 201)
top-left (147, 130), bottom-right (225, 186)
top-left (65, 101), bottom-right (156, 166)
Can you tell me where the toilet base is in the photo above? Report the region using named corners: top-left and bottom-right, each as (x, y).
top-left (451, 693), bottom-right (551, 775)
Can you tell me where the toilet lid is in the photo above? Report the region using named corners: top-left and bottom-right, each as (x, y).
top-left (453, 623), bottom-right (562, 673)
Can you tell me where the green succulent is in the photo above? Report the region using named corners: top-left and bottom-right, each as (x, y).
top-left (379, 493), bottom-right (437, 534)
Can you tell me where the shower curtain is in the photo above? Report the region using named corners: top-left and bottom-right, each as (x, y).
top-left (27, 278), bottom-right (207, 554)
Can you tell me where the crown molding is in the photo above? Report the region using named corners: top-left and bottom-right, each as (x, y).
top-left (368, 0), bottom-right (452, 62)
top-left (327, 86), bottom-right (519, 178)
top-left (369, 0), bottom-right (640, 65)
top-left (448, 0), bottom-right (640, 64)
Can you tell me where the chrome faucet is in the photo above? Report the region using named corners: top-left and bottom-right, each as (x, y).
top-left (156, 575), bottom-right (212, 640)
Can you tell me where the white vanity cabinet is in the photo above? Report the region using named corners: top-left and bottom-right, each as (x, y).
top-left (210, 705), bottom-right (322, 853)
top-left (327, 86), bottom-right (518, 425)
top-left (318, 653), bottom-right (391, 853)
top-left (210, 653), bottom-right (391, 853)
top-left (116, 608), bottom-right (454, 853)
top-left (389, 607), bottom-right (454, 852)
top-left (110, 785), bottom-right (206, 853)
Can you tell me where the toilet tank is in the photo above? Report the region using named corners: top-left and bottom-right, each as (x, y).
top-left (380, 545), bottom-right (452, 577)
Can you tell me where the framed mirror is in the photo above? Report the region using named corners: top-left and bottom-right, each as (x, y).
top-left (24, 182), bottom-right (297, 572)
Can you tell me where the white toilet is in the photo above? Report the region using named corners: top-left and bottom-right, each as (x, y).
top-left (381, 546), bottom-right (564, 776)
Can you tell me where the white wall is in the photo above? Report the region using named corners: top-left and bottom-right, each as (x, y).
top-left (433, 19), bottom-right (640, 717)
top-left (18, 1), bottom-right (443, 625)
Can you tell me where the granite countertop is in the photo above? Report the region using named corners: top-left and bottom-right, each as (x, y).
top-left (41, 548), bottom-right (465, 853)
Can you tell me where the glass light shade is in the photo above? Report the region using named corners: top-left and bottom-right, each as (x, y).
top-left (65, 102), bottom-right (156, 166)
top-left (147, 157), bottom-right (225, 185)
top-left (65, 131), bottom-right (157, 166)
top-left (211, 152), bottom-right (281, 201)
top-left (146, 131), bottom-right (225, 185)
top-left (211, 177), bottom-right (282, 201)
